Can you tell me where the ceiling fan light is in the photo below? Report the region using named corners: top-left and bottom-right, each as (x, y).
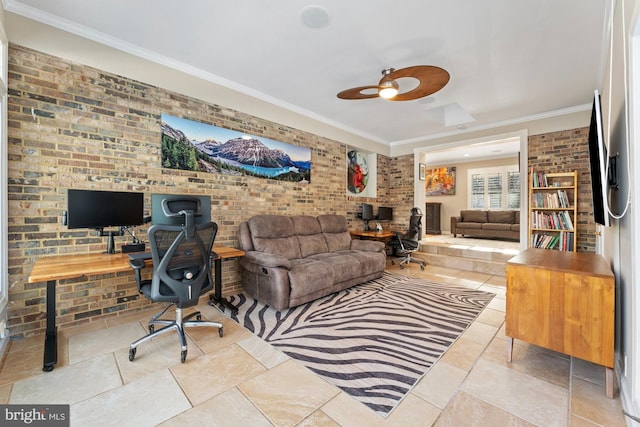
top-left (379, 80), bottom-right (399, 99)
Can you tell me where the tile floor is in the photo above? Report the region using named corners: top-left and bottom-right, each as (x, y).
top-left (0, 261), bottom-right (627, 426)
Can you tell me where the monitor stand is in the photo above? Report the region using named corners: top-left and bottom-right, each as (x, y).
top-left (99, 228), bottom-right (124, 254)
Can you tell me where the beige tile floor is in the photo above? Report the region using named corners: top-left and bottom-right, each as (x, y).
top-left (0, 261), bottom-right (626, 426)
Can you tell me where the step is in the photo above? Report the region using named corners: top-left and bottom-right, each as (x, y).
top-left (415, 241), bottom-right (521, 277)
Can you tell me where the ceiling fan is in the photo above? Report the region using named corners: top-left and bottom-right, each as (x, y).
top-left (337, 65), bottom-right (450, 101)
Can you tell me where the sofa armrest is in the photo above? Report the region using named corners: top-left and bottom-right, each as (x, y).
top-left (451, 216), bottom-right (462, 237)
top-left (350, 239), bottom-right (386, 252)
top-left (241, 251), bottom-right (292, 270)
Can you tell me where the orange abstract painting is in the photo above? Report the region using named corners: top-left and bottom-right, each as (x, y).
top-left (425, 166), bottom-right (456, 196)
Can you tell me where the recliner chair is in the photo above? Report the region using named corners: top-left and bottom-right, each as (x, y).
top-left (388, 207), bottom-right (426, 270)
top-left (128, 197), bottom-right (223, 363)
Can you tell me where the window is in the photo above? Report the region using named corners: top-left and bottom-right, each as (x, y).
top-left (468, 165), bottom-right (520, 210)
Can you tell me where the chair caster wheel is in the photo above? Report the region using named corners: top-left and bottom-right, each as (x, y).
top-left (399, 264), bottom-right (404, 269)
top-left (180, 350), bottom-right (187, 363)
top-left (420, 265), bottom-right (425, 271)
top-left (391, 260), bottom-right (395, 265)
top-left (129, 347), bottom-right (136, 362)
top-left (218, 327), bottom-right (224, 338)
top-left (149, 324), bottom-right (154, 333)
top-left (196, 314), bottom-right (202, 321)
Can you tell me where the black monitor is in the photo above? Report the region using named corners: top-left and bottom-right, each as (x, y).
top-left (361, 203), bottom-right (375, 220)
top-left (67, 189), bottom-right (144, 229)
top-left (377, 206), bottom-right (393, 221)
top-left (151, 194), bottom-right (211, 226)
top-left (67, 189), bottom-right (144, 254)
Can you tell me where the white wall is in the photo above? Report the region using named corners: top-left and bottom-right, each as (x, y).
top-left (601, 0), bottom-right (639, 422)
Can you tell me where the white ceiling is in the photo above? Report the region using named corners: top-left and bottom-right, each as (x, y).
top-left (3, 0), bottom-right (610, 157)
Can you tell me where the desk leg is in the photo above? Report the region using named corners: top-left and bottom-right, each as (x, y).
top-left (606, 367), bottom-right (614, 398)
top-left (43, 280), bottom-right (57, 372)
top-left (208, 258), bottom-right (238, 315)
top-left (506, 337), bottom-right (514, 363)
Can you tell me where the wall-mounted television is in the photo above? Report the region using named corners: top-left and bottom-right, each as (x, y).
top-left (67, 189), bottom-right (144, 229)
top-left (587, 90), bottom-right (611, 227)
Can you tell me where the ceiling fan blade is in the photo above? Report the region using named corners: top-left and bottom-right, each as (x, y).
top-left (387, 65), bottom-right (450, 101)
top-left (337, 85), bottom-right (381, 100)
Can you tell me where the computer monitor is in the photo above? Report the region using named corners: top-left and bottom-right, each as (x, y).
top-left (377, 206), bottom-right (393, 221)
top-left (67, 189), bottom-right (144, 229)
top-left (151, 194), bottom-right (211, 226)
top-left (67, 189), bottom-right (145, 254)
top-left (361, 203), bottom-right (375, 220)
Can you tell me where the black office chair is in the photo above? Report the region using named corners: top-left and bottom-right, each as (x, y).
top-left (388, 208), bottom-right (426, 270)
top-left (128, 199), bottom-right (223, 363)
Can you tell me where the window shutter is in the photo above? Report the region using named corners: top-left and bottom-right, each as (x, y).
top-left (471, 174), bottom-right (486, 208)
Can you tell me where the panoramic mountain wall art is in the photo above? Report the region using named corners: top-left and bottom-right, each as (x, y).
top-left (160, 114), bottom-right (312, 183)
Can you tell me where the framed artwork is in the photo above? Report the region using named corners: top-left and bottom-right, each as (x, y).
top-left (419, 163), bottom-right (426, 181)
top-left (346, 150), bottom-right (376, 197)
top-left (160, 114), bottom-right (311, 183)
top-left (425, 166), bottom-right (456, 196)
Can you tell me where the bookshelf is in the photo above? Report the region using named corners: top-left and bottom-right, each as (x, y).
top-left (529, 169), bottom-right (577, 251)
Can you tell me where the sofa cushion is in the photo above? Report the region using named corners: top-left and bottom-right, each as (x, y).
top-left (247, 215), bottom-right (302, 260)
top-left (288, 258), bottom-right (336, 300)
top-left (291, 215), bottom-right (329, 257)
top-left (317, 214), bottom-right (348, 233)
top-left (461, 210), bottom-right (487, 223)
top-left (511, 224), bottom-right (520, 232)
top-left (317, 214), bottom-right (352, 252)
top-left (339, 250), bottom-right (386, 276)
top-left (514, 210), bottom-right (520, 224)
top-left (456, 222), bottom-right (483, 230)
top-left (482, 223), bottom-right (512, 231)
top-left (488, 210), bottom-right (515, 224)
top-left (306, 252), bottom-right (363, 282)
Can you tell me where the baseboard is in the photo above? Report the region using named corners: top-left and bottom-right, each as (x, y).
top-left (617, 358), bottom-right (640, 426)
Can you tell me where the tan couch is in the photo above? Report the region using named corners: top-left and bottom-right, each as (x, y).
top-left (237, 214), bottom-right (387, 310)
top-left (450, 210), bottom-right (520, 241)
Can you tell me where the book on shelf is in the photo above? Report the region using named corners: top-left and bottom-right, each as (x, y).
top-left (531, 231), bottom-right (574, 251)
top-left (530, 189), bottom-right (570, 209)
top-left (530, 211), bottom-right (574, 230)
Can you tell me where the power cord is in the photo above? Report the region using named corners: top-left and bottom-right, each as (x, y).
top-left (121, 226), bottom-right (143, 245)
top-left (624, 409), bottom-right (640, 424)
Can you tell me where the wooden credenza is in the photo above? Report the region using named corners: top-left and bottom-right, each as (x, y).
top-left (505, 248), bottom-right (615, 397)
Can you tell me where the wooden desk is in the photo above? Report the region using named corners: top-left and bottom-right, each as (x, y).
top-left (28, 244), bottom-right (244, 372)
top-left (505, 248), bottom-right (615, 397)
top-left (350, 230), bottom-right (396, 240)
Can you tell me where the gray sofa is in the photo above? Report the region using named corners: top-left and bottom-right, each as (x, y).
top-left (451, 210), bottom-right (520, 241)
top-left (237, 214), bottom-right (387, 310)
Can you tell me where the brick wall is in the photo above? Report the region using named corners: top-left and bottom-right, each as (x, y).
top-left (528, 128), bottom-right (595, 252)
top-left (7, 45), bottom-right (401, 337)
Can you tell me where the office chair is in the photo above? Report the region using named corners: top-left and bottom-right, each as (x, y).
top-left (128, 199), bottom-right (223, 363)
top-left (388, 207), bottom-right (426, 270)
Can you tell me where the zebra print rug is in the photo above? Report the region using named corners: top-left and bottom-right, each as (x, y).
top-left (225, 272), bottom-right (495, 417)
